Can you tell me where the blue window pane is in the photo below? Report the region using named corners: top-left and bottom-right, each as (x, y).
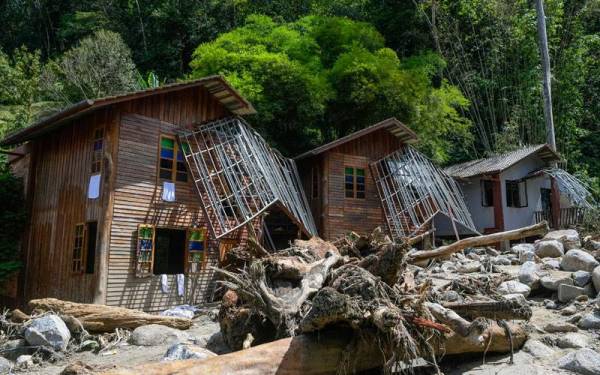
top-left (177, 151), bottom-right (184, 161)
top-left (356, 176), bottom-right (365, 184)
top-left (140, 239), bottom-right (153, 250)
top-left (160, 149), bottom-right (174, 159)
top-left (189, 241), bottom-right (204, 251)
top-left (94, 140), bottom-right (103, 150)
top-left (345, 176), bottom-right (354, 183)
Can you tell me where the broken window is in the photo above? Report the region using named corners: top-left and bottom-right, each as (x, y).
top-left (91, 127), bottom-right (104, 174)
top-left (506, 180), bottom-right (527, 208)
top-left (153, 228), bottom-right (185, 275)
top-left (158, 135), bottom-right (188, 182)
top-left (311, 166), bottom-right (319, 199)
top-left (72, 224), bottom-right (86, 273)
top-left (481, 180), bottom-right (493, 207)
top-left (186, 227), bottom-right (207, 274)
top-left (345, 167), bottom-right (366, 199)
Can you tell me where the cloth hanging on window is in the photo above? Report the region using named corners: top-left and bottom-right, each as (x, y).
top-left (176, 274), bottom-right (185, 296)
top-left (160, 274), bottom-right (169, 294)
top-left (162, 181), bottom-right (176, 202)
top-left (88, 174), bottom-right (101, 199)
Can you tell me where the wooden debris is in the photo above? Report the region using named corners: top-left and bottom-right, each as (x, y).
top-left (28, 298), bottom-right (192, 333)
top-left (408, 221), bottom-right (549, 261)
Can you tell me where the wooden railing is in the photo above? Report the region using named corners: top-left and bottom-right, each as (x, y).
top-left (534, 207), bottom-right (586, 229)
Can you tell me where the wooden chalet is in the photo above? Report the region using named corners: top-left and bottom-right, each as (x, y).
top-left (1, 76), bottom-right (259, 311)
top-left (295, 118), bottom-right (418, 240)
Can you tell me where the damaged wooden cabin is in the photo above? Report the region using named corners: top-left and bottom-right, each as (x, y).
top-left (295, 118), bottom-right (476, 242)
top-left (1, 76), bottom-right (313, 311)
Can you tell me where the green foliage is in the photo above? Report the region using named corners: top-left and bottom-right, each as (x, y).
top-left (42, 30), bottom-right (139, 103)
top-left (0, 158), bottom-right (26, 284)
top-left (191, 15), bottom-right (472, 160)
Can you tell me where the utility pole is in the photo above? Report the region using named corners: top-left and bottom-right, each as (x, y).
top-left (535, 0), bottom-right (560, 230)
top-left (535, 0), bottom-right (556, 152)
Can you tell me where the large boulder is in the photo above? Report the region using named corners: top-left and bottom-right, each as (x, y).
top-left (163, 343), bottom-right (217, 361)
top-left (512, 244), bottom-right (536, 263)
top-left (572, 270), bottom-right (591, 287)
top-left (592, 265), bottom-right (600, 292)
top-left (535, 240), bottom-right (564, 258)
top-left (561, 249), bottom-right (599, 272)
top-left (498, 280), bottom-right (531, 297)
top-left (522, 339), bottom-right (555, 359)
top-left (544, 321), bottom-right (578, 333)
top-left (578, 311), bottom-right (600, 330)
top-left (0, 357), bottom-right (11, 374)
top-left (555, 332), bottom-right (590, 349)
top-left (544, 229), bottom-right (581, 250)
top-left (24, 315), bottom-right (71, 351)
top-left (558, 284), bottom-right (594, 303)
top-left (540, 271), bottom-right (573, 291)
top-left (558, 348), bottom-right (600, 375)
top-left (130, 324), bottom-right (190, 346)
top-left (456, 261), bottom-right (481, 273)
top-left (518, 261), bottom-right (542, 288)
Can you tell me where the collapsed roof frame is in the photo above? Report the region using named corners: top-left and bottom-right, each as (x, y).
top-left (178, 116), bottom-right (317, 240)
top-left (371, 146), bottom-right (477, 240)
top-left (541, 168), bottom-right (597, 209)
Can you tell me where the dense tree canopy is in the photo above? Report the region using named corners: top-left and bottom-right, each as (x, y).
top-left (191, 15), bottom-right (472, 160)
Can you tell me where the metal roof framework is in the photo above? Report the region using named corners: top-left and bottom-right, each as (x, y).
top-left (542, 168), bottom-right (597, 209)
top-left (371, 146), bottom-right (477, 240)
top-left (178, 117), bottom-right (317, 240)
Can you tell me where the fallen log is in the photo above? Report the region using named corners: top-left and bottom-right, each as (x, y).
top-left (408, 221), bottom-right (549, 262)
top-left (103, 323), bottom-right (527, 375)
top-left (28, 298), bottom-right (191, 333)
top-left (442, 300), bottom-right (532, 321)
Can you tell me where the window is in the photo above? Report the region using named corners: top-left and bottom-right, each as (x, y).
top-left (135, 225), bottom-right (210, 277)
top-left (344, 167), bottom-right (365, 199)
top-left (506, 180), bottom-right (528, 208)
top-left (72, 224), bottom-right (85, 273)
top-left (481, 180), bottom-right (494, 207)
top-left (311, 167), bottom-right (319, 199)
top-left (186, 228), bottom-right (207, 273)
top-left (72, 222), bottom-right (97, 274)
top-left (159, 135), bottom-right (189, 182)
top-left (91, 127), bottom-right (104, 174)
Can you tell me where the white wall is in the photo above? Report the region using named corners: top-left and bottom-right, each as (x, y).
top-left (500, 155), bottom-right (551, 230)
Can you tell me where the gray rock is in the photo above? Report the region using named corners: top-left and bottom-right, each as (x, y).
top-left (545, 299), bottom-right (558, 309)
top-left (523, 339), bottom-right (555, 358)
top-left (561, 305), bottom-right (577, 315)
top-left (555, 332), bottom-right (590, 349)
top-left (456, 261), bottom-right (481, 273)
top-left (441, 262), bottom-right (457, 273)
top-left (578, 311), bottom-right (600, 330)
top-left (544, 229), bottom-right (581, 250)
top-left (559, 284), bottom-right (591, 302)
top-left (519, 261), bottom-right (542, 288)
top-left (205, 332), bottom-right (230, 354)
top-left (15, 355), bottom-right (33, 369)
top-left (24, 315), bottom-right (71, 351)
top-left (541, 258), bottom-right (561, 270)
top-left (535, 239), bottom-right (565, 258)
top-left (0, 357), bottom-right (12, 374)
top-left (130, 324), bottom-right (190, 346)
top-left (502, 293), bottom-right (528, 304)
top-left (0, 339), bottom-right (30, 361)
top-left (163, 343), bottom-right (217, 361)
top-left (519, 250), bottom-right (536, 263)
top-left (512, 243), bottom-right (534, 255)
top-left (561, 249), bottom-right (599, 272)
top-left (572, 270), bottom-right (592, 287)
top-left (540, 271), bottom-right (574, 291)
top-left (544, 321), bottom-right (579, 333)
top-left (498, 280), bottom-right (531, 297)
top-left (592, 266), bottom-right (600, 292)
top-left (441, 290), bottom-right (462, 302)
top-left (491, 256), bottom-right (512, 265)
top-left (558, 348), bottom-right (600, 375)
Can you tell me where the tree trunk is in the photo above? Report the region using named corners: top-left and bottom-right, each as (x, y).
top-left (28, 298), bottom-right (191, 332)
top-left (408, 222), bottom-right (548, 262)
top-left (103, 324), bottom-right (526, 375)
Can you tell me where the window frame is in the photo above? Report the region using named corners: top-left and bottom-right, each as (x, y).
top-left (158, 134), bottom-right (189, 183)
top-left (72, 223), bottom-right (87, 274)
top-left (136, 224), bottom-right (156, 278)
top-left (91, 126), bottom-right (104, 174)
top-left (344, 166), bottom-right (366, 200)
top-left (506, 179), bottom-right (528, 208)
top-left (480, 179), bottom-right (494, 207)
top-left (185, 227), bottom-right (208, 274)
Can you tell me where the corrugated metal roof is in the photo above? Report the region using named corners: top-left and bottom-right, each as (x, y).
top-left (444, 144), bottom-right (560, 179)
top-left (1, 75), bottom-right (255, 146)
top-left (294, 117), bottom-right (418, 160)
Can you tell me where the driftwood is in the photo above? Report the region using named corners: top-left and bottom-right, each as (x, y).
top-left (104, 323), bottom-right (527, 375)
top-left (409, 221), bottom-right (549, 262)
top-left (28, 298), bottom-right (192, 333)
top-left (443, 300), bottom-right (532, 321)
